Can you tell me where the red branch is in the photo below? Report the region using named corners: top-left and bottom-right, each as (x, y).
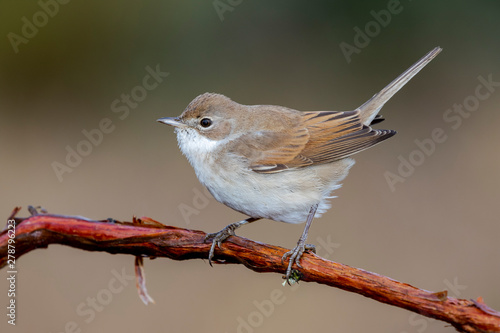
top-left (1, 208), bottom-right (500, 333)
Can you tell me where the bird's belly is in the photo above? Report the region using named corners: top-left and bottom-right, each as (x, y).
top-left (208, 171), bottom-right (320, 223)
top-left (195, 158), bottom-right (355, 224)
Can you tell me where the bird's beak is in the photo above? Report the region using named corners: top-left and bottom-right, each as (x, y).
top-left (157, 117), bottom-right (186, 128)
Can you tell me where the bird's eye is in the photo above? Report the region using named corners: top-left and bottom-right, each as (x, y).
top-left (200, 118), bottom-right (212, 128)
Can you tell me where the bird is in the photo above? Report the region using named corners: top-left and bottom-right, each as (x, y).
top-left (158, 47), bottom-right (442, 282)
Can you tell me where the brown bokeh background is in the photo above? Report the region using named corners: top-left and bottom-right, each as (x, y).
top-left (1, 1), bottom-right (500, 332)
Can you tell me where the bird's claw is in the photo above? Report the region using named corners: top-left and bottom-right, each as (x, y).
top-left (282, 243), bottom-right (316, 284)
top-left (205, 225), bottom-right (238, 266)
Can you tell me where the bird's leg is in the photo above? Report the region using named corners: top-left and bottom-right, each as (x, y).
top-left (282, 204), bottom-right (318, 283)
top-left (205, 217), bottom-right (260, 266)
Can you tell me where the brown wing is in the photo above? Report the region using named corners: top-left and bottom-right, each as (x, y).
top-left (231, 110), bottom-right (395, 174)
top-left (295, 111), bottom-right (396, 166)
top-left (229, 125), bottom-right (310, 173)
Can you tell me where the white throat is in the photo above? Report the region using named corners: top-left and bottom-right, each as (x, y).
top-left (175, 128), bottom-right (222, 185)
top-left (176, 128), bottom-right (220, 155)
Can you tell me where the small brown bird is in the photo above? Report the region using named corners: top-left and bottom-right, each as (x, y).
top-left (158, 47), bottom-right (442, 282)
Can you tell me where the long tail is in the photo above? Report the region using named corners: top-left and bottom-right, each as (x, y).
top-left (358, 47), bottom-right (442, 125)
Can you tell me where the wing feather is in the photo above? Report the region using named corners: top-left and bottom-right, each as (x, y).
top-left (229, 110), bottom-right (395, 174)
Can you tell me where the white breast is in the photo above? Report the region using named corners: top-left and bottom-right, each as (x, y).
top-left (175, 128), bottom-right (355, 224)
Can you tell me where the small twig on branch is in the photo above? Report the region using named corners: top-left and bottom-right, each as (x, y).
top-left (1, 207), bottom-right (500, 333)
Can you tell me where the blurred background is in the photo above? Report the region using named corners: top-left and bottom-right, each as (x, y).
top-left (1, 1), bottom-right (499, 332)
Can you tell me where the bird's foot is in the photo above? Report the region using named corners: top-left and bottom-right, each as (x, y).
top-left (204, 217), bottom-right (259, 266)
top-left (281, 242), bottom-right (316, 284)
top-left (205, 223), bottom-right (240, 266)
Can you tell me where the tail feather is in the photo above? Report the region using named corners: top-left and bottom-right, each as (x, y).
top-left (370, 114), bottom-right (385, 125)
top-left (357, 47), bottom-right (442, 125)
